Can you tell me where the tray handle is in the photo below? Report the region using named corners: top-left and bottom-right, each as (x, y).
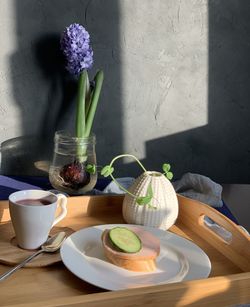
top-left (177, 194), bottom-right (250, 272)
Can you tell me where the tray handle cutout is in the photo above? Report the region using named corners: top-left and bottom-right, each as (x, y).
top-left (200, 215), bottom-right (232, 244)
top-left (177, 194), bottom-right (250, 272)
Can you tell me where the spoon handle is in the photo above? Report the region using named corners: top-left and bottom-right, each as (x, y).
top-left (0, 249), bottom-right (44, 282)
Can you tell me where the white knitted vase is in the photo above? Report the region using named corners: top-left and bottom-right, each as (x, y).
top-left (122, 171), bottom-right (179, 230)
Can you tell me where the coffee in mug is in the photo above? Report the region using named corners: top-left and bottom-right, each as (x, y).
top-left (9, 190), bottom-right (67, 250)
top-left (15, 198), bottom-right (52, 206)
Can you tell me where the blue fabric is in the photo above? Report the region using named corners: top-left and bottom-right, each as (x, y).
top-left (0, 175), bottom-right (238, 225)
top-left (0, 175), bottom-right (111, 200)
top-left (216, 200), bottom-right (239, 224)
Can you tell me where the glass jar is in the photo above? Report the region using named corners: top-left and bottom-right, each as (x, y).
top-left (49, 131), bottom-right (97, 195)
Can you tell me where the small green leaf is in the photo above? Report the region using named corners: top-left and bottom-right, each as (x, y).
top-left (86, 164), bottom-right (96, 174)
top-left (136, 184), bottom-right (154, 206)
top-left (166, 171), bottom-right (173, 180)
top-left (147, 203), bottom-right (157, 209)
top-left (102, 172), bottom-right (110, 178)
top-left (162, 163), bottom-right (171, 173)
top-left (100, 165), bottom-right (109, 176)
top-left (136, 196), bottom-right (152, 205)
top-left (100, 165), bottom-right (114, 177)
top-left (109, 167), bottom-right (114, 175)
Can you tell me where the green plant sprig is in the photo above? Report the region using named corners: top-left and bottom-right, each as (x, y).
top-left (99, 154), bottom-right (174, 208)
top-left (101, 154), bottom-right (146, 198)
top-left (162, 163), bottom-right (173, 180)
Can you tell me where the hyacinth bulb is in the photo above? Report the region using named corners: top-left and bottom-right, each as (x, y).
top-left (59, 161), bottom-right (90, 190)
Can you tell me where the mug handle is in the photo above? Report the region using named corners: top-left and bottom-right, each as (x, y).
top-left (52, 194), bottom-right (68, 227)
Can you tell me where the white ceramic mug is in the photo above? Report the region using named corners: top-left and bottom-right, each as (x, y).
top-left (9, 190), bottom-right (67, 250)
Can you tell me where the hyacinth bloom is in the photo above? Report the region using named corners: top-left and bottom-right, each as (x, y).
top-left (60, 23), bottom-right (104, 139)
top-left (61, 23), bottom-right (93, 75)
top-left (58, 23), bottom-right (104, 190)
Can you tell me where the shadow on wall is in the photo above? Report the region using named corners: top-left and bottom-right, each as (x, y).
top-left (1, 0), bottom-right (122, 176)
top-left (124, 0), bottom-right (250, 184)
top-left (2, 0), bottom-right (250, 183)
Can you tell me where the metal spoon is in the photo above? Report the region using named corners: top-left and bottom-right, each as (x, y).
top-left (0, 231), bottom-right (66, 282)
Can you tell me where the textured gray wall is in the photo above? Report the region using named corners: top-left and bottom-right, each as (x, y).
top-left (0, 0), bottom-right (250, 183)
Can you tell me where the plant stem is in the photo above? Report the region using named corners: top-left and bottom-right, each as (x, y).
top-left (109, 173), bottom-right (135, 197)
top-left (76, 70), bottom-right (87, 138)
top-left (85, 91), bottom-right (93, 120)
top-left (109, 154), bottom-right (147, 173)
top-left (84, 70), bottom-right (104, 137)
top-left (85, 74), bottom-right (91, 119)
top-left (108, 154), bottom-right (147, 199)
top-left (75, 70), bottom-right (88, 162)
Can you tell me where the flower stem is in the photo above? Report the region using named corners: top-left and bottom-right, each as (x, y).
top-left (76, 70), bottom-right (87, 138)
top-left (76, 70), bottom-right (87, 162)
top-left (85, 74), bottom-right (91, 118)
top-left (84, 70), bottom-right (104, 137)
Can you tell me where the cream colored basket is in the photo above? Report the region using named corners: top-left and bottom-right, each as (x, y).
top-left (122, 171), bottom-right (179, 230)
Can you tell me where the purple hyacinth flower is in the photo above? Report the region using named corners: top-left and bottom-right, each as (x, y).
top-left (60, 23), bottom-right (94, 75)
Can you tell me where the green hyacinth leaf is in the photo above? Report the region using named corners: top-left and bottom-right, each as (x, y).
top-left (162, 163), bottom-right (171, 173)
top-left (86, 164), bottom-right (96, 174)
top-left (166, 171), bottom-right (173, 180)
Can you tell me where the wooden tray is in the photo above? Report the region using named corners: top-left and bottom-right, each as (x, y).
top-left (0, 224), bottom-right (74, 267)
top-left (0, 195), bottom-right (249, 307)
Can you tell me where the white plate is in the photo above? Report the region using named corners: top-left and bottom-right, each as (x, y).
top-left (60, 224), bottom-right (211, 291)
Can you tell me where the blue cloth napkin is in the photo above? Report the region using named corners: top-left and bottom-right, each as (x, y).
top-left (0, 175), bottom-right (43, 200)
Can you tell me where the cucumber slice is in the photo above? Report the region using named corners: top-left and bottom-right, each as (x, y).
top-left (109, 227), bottom-right (142, 253)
